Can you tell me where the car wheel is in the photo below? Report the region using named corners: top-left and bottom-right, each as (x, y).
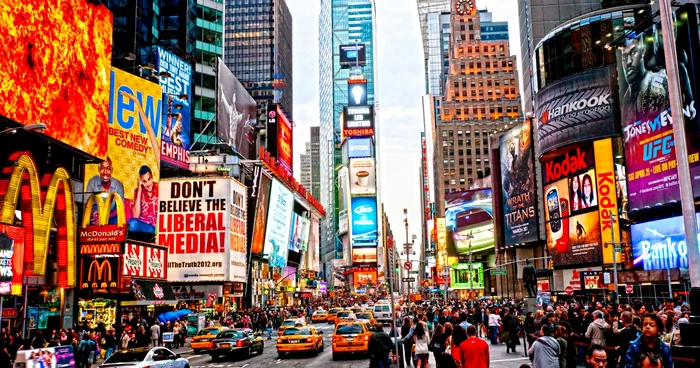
top-left (278, 353), bottom-right (284, 359)
top-left (320, 343), bottom-right (324, 352)
top-left (259, 343), bottom-right (264, 354)
top-left (210, 355), bottom-right (218, 362)
top-left (312, 346), bottom-right (319, 357)
top-left (332, 352), bottom-right (339, 360)
top-left (245, 347), bottom-right (251, 358)
top-left (194, 349), bottom-right (201, 354)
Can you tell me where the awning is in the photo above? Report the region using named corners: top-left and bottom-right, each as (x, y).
top-left (121, 280), bottom-right (178, 306)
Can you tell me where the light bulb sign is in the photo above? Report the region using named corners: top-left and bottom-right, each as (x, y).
top-left (347, 81), bottom-right (368, 106)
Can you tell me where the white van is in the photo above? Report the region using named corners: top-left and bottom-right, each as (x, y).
top-left (373, 303), bottom-right (392, 323)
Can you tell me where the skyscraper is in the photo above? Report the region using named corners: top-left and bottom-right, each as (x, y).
top-left (417, 0), bottom-right (451, 93)
top-left (319, 0), bottom-right (377, 273)
top-left (310, 126), bottom-right (322, 199)
top-left (223, 0), bottom-right (294, 117)
top-left (300, 143), bottom-right (313, 190)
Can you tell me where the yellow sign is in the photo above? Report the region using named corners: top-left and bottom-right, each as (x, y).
top-left (0, 152), bottom-right (76, 288)
top-left (81, 192), bottom-right (126, 228)
top-left (594, 138), bottom-right (621, 264)
top-left (436, 217), bottom-right (447, 273)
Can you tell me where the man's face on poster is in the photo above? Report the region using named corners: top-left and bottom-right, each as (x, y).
top-left (140, 172), bottom-right (155, 192)
top-left (99, 159), bottom-right (113, 184)
top-left (622, 37), bottom-right (645, 86)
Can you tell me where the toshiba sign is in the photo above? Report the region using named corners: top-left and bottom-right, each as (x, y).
top-left (535, 66), bottom-right (620, 155)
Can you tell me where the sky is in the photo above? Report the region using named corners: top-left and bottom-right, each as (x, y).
top-left (288, 0), bottom-right (521, 259)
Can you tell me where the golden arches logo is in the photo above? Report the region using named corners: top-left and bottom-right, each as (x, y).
top-left (81, 192), bottom-right (126, 228)
top-left (84, 259), bottom-right (116, 289)
top-left (0, 152), bottom-right (76, 287)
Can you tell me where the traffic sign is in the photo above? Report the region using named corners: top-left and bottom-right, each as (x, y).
top-left (491, 269), bottom-right (507, 275)
top-left (565, 286), bottom-right (574, 296)
top-left (404, 262), bottom-right (412, 271)
top-left (626, 284), bottom-right (633, 294)
top-left (402, 277), bottom-right (415, 282)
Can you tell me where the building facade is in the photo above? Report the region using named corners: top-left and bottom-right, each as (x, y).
top-left (300, 143), bottom-right (313, 190)
top-left (417, 0), bottom-right (451, 93)
top-left (310, 126), bottom-right (322, 199)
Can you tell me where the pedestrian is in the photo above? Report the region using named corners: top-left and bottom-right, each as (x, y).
top-left (369, 323), bottom-right (393, 368)
top-left (555, 325), bottom-right (569, 368)
top-left (429, 323), bottom-right (446, 366)
top-left (622, 314), bottom-right (672, 368)
top-left (150, 321), bottom-right (160, 347)
top-left (104, 330), bottom-right (116, 360)
top-left (528, 325), bottom-right (560, 368)
top-left (401, 317), bottom-right (414, 368)
top-left (488, 309), bottom-right (501, 345)
top-left (450, 325), bottom-right (468, 368)
top-left (120, 329), bottom-right (130, 350)
top-left (78, 334), bottom-right (96, 368)
top-left (503, 307), bottom-right (519, 353)
top-left (458, 325), bottom-right (489, 368)
top-left (411, 322), bottom-right (430, 368)
top-left (586, 310), bottom-right (609, 347)
top-left (586, 344), bottom-right (608, 368)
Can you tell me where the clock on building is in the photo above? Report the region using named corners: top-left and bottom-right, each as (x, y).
top-left (455, 0), bottom-right (475, 15)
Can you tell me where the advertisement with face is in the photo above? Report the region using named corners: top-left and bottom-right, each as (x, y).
top-left (500, 120), bottom-right (538, 245)
top-left (156, 47), bottom-right (192, 168)
top-left (568, 169), bottom-right (597, 213)
top-left (568, 211), bottom-right (602, 264)
top-left (349, 158), bottom-right (376, 195)
top-left (251, 174), bottom-right (272, 254)
top-left (159, 178), bottom-right (231, 282)
top-left (350, 197), bottom-right (378, 246)
top-left (630, 214), bottom-right (700, 271)
top-left (217, 59), bottom-right (257, 159)
top-left (85, 68), bottom-right (162, 241)
top-left (309, 216), bottom-right (321, 271)
top-left (0, 0), bottom-right (113, 159)
top-left (288, 213), bottom-right (301, 252)
top-left (264, 179), bottom-right (294, 271)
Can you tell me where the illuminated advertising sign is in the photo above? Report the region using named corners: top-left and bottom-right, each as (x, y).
top-left (80, 255), bottom-right (121, 294)
top-left (156, 47), bottom-right (192, 169)
top-left (123, 243), bottom-right (167, 280)
top-left (339, 44), bottom-right (367, 68)
top-left (0, 0), bottom-right (113, 159)
top-left (500, 120), bottom-right (538, 246)
top-left (594, 139), bottom-right (621, 264)
top-left (228, 180), bottom-right (248, 282)
top-left (354, 271), bottom-right (377, 287)
top-left (630, 214), bottom-right (700, 271)
top-left (0, 224), bottom-right (24, 295)
top-left (264, 179), bottom-right (294, 271)
top-left (85, 68), bottom-right (162, 240)
top-left (445, 189), bottom-right (492, 230)
top-left (289, 213), bottom-right (301, 252)
top-left (266, 104), bottom-right (293, 173)
top-left (350, 197), bottom-right (378, 246)
top-left (338, 167), bottom-right (350, 235)
top-left (159, 178), bottom-right (239, 282)
top-left (217, 59), bottom-right (257, 159)
top-left (616, 4), bottom-right (700, 209)
top-left (352, 248), bottom-right (377, 265)
top-left (251, 174), bottom-right (272, 254)
top-left (542, 144), bottom-right (595, 185)
top-left (347, 81), bottom-right (368, 106)
top-left (349, 158), bottom-right (377, 195)
top-left (450, 263), bottom-right (484, 289)
top-left (343, 106), bottom-right (375, 138)
top-left (0, 152), bottom-right (76, 287)
top-left (347, 138), bottom-right (372, 158)
top-left (452, 213), bottom-right (494, 254)
top-left (535, 65), bottom-right (620, 155)
top-left (80, 193), bottom-right (127, 244)
top-left (436, 218), bottom-right (447, 271)
top-left (308, 216), bottom-right (321, 272)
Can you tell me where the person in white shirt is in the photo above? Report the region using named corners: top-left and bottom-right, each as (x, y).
top-left (488, 310), bottom-right (501, 345)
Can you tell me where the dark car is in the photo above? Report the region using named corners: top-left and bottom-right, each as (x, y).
top-left (209, 329), bottom-right (264, 361)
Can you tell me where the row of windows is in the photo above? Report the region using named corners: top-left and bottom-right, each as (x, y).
top-left (443, 167), bottom-right (484, 176)
top-left (454, 78), bottom-right (516, 88)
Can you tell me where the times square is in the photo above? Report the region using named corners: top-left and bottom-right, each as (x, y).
top-left (1, 0), bottom-right (700, 368)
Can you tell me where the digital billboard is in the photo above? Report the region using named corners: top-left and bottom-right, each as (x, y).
top-left (354, 270), bottom-right (377, 287)
top-left (251, 174), bottom-right (272, 254)
top-left (444, 189), bottom-right (492, 230)
top-left (616, 4), bottom-right (700, 209)
top-left (228, 179), bottom-right (248, 283)
top-left (348, 81), bottom-right (368, 106)
top-left (630, 214), bottom-right (700, 271)
top-left (308, 215), bottom-right (321, 271)
top-left (349, 158), bottom-right (377, 195)
top-left (339, 44), bottom-right (367, 67)
top-left (217, 59), bottom-right (257, 159)
top-left (352, 247), bottom-right (377, 264)
top-left (347, 138), bottom-right (372, 158)
top-left (0, 0), bottom-right (113, 159)
top-left (594, 138), bottom-right (622, 264)
top-left (264, 179), bottom-right (294, 270)
top-left (288, 213), bottom-right (301, 252)
top-left (85, 68), bottom-right (162, 241)
top-left (343, 106), bottom-right (375, 138)
top-left (156, 46), bottom-right (192, 169)
top-left (500, 120), bottom-right (538, 245)
top-left (452, 210), bottom-right (494, 254)
top-left (266, 104), bottom-right (293, 173)
top-left (350, 197), bottom-right (378, 246)
top-left (450, 263), bottom-right (484, 289)
top-left (0, 224), bottom-right (24, 295)
top-left (535, 65), bottom-right (620, 155)
top-left (338, 167), bottom-right (350, 235)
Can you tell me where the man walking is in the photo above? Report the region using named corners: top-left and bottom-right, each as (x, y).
top-left (460, 325), bottom-right (490, 368)
top-left (150, 321), bottom-right (161, 348)
top-left (488, 309), bottom-right (501, 345)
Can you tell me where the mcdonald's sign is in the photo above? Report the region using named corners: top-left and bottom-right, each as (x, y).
top-left (80, 256), bottom-right (120, 293)
top-left (80, 193), bottom-right (127, 244)
top-left (0, 152), bottom-right (76, 287)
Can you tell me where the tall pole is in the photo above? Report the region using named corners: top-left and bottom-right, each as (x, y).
top-left (610, 213), bottom-right (618, 303)
top-left (384, 213), bottom-right (400, 362)
top-left (404, 209), bottom-right (410, 297)
top-left (659, 0), bottom-right (700, 286)
top-left (469, 242), bottom-right (473, 310)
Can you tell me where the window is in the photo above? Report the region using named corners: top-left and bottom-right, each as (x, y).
top-left (450, 179), bottom-right (456, 185)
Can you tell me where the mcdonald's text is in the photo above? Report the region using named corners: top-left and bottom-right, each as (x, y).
top-left (79, 225), bottom-right (126, 244)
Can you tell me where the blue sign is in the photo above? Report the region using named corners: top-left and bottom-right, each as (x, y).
top-left (630, 216), bottom-right (698, 271)
top-left (350, 197), bottom-right (378, 246)
top-left (156, 46), bottom-right (193, 169)
top-left (348, 138), bottom-right (372, 158)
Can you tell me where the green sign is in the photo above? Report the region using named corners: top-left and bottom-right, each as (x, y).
top-left (491, 269), bottom-right (507, 275)
top-left (450, 263), bottom-right (484, 289)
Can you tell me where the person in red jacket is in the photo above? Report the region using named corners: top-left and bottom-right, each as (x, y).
top-left (460, 325), bottom-right (490, 368)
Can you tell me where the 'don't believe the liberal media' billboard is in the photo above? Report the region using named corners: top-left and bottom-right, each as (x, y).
top-left (156, 46), bottom-right (192, 169)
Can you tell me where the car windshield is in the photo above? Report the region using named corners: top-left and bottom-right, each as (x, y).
top-left (357, 313), bottom-right (371, 320)
top-left (284, 327), bottom-right (311, 336)
top-left (217, 331), bottom-right (245, 339)
top-left (282, 320), bottom-right (297, 326)
top-left (198, 329), bottom-right (219, 336)
top-left (104, 350), bottom-right (149, 363)
top-left (336, 324), bottom-right (363, 335)
top-left (337, 312), bottom-right (351, 318)
top-left (315, 311), bottom-right (326, 314)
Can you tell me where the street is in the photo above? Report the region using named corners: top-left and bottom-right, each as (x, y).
top-left (177, 323), bottom-right (532, 368)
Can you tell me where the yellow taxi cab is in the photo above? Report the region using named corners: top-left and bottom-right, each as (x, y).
top-left (311, 310), bottom-right (328, 323)
top-left (334, 310), bottom-right (356, 324)
top-left (276, 325), bottom-right (324, 358)
top-left (356, 311), bottom-right (377, 325)
top-left (190, 326), bottom-right (229, 353)
top-left (332, 321), bottom-right (373, 360)
top-left (326, 308), bottom-right (344, 324)
top-left (278, 318), bottom-right (304, 336)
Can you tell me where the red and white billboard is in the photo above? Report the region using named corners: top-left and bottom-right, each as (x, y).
top-left (123, 243), bottom-right (167, 280)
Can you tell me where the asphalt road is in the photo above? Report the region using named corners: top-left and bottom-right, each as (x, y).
top-left (181, 323), bottom-right (533, 368)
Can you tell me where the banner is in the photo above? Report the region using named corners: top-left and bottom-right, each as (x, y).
top-left (0, 0), bottom-right (113, 159)
top-left (217, 59), bottom-right (257, 159)
top-left (0, 224), bottom-right (24, 295)
top-left (594, 139), bottom-right (621, 264)
top-left (350, 197), bottom-right (378, 246)
top-left (85, 68), bottom-right (162, 241)
top-left (289, 213), bottom-right (301, 252)
top-left (500, 120), bottom-right (538, 246)
top-left (156, 47), bottom-right (192, 169)
top-left (450, 263), bottom-right (484, 289)
top-left (229, 180), bottom-right (248, 283)
top-left (123, 243), bottom-right (167, 280)
top-left (349, 158), bottom-right (376, 195)
top-left (535, 66), bottom-right (620, 155)
top-left (308, 215), bottom-right (321, 272)
top-left (159, 178), bottom-right (230, 281)
top-left (251, 174), bottom-right (271, 254)
top-left (264, 179), bottom-right (294, 271)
